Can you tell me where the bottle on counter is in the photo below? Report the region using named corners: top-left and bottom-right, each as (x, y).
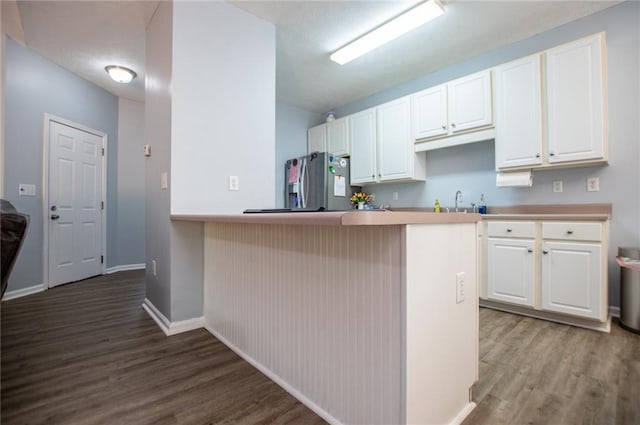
top-left (434, 199), bottom-right (441, 213)
top-left (478, 194), bottom-right (487, 214)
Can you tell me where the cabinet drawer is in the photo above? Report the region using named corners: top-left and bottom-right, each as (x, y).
top-left (542, 222), bottom-right (602, 241)
top-left (487, 221), bottom-right (535, 238)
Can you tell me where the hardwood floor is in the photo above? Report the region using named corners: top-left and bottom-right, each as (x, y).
top-left (2, 271), bottom-right (639, 424)
top-left (1, 271), bottom-right (326, 425)
top-left (463, 308), bottom-right (640, 425)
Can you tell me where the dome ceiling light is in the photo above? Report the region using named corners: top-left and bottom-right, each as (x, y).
top-left (105, 65), bottom-right (137, 84)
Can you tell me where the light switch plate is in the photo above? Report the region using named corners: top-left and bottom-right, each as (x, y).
top-left (392, 191), bottom-right (399, 201)
top-left (161, 172), bottom-right (168, 190)
top-left (229, 176), bottom-right (239, 191)
top-left (587, 177), bottom-right (599, 192)
top-left (553, 180), bottom-right (563, 193)
top-left (18, 184), bottom-right (36, 196)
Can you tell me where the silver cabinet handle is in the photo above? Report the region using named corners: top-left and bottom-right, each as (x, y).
top-left (371, 174), bottom-right (375, 179)
top-left (378, 173), bottom-right (381, 178)
top-left (442, 125), bottom-right (446, 131)
top-left (535, 153), bottom-right (540, 158)
top-left (506, 228), bottom-right (512, 232)
top-left (567, 230), bottom-right (573, 234)
top-left (543, 250), bottom-right (549, 254)
top-left (527, 248), bottom-right (533, 253)
top-left (549, 152), bottom-right (555, 156)
top-left (451, 123), bottom-right (457, 128)
top-left (51, 214), bottom-right (60, 220)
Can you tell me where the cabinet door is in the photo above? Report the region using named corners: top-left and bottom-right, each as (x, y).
top-left (307, 124), bottom-right (326, 154)
top-left (546, 33), bottom-right (606, 163)
top-left (349, 108), bottom-right (377, 184)
top-left (448, 71), bottom-right (493, 133)
top-left (495, 55), bottom-right (544, 169)
top-left (327, 117), bottom-right (349, 157)
top-left (411, 85), bottom-right (448, 140)
top-left (487, 238), bottom-right (535, 307)
top-left (541, 241), bottom-right (602, 320)
top-left (377, 97), bottom-right (412, 181)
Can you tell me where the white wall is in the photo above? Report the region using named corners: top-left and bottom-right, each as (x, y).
top-left (145, 1), bottom-right (173, 318)
top-left (116, 98), bottom-right (145, 267)
top-left (171, 2), bottom-right (276, 214)
top-left (145, 1), bottom-right (276, 322)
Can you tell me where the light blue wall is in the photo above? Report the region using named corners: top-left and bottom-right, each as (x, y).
top-left (116, 98), bottom-right (145, 267)
top-left (4, 36), bottom-right (119, 292)
top-left (275, 101), bottom-right (322, 207)
top-left (326, 2), bottom-right (640, 307)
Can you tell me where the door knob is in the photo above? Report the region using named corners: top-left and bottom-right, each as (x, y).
top-left (51, 214), bottom-right (60, 220)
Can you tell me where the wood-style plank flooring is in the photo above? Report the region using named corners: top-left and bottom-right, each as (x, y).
top-left (463, 308), bottom-right (640, 425)
top-left (2, 271), bottom-right (639, 424)
top-left (1, 271), bottom-right (325, 425)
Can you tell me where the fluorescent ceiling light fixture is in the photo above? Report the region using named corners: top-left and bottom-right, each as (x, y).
top-left (105, 65), bottom-right (137, 84)
top-left (330, 0), bottom-right (444, 65)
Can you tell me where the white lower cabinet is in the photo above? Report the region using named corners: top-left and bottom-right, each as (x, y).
top-left (541, 241), bottom-right (602, 320)
top-left (481, 219), bottom-right (608, 327)
top-left (487, 238), bottom-right (535, 307)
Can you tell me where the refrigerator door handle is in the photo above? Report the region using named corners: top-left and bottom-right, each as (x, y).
top-left (299, 158), bottom-right (307, 208)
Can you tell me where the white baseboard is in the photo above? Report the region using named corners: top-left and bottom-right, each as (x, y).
top-left (2, 283), bottom-right (45, 301)
top-left (106, 263), bottom-right (146, 274)
top-left (609, 306), bottom-right (620, 318)
top-left (450, 402), bottom-right (477, 425)
top-left (204, 323), bottom-right (342, 425)
top-left (142, 298), bottom-right (203, 336)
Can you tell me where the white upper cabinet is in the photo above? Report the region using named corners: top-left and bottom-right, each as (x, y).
top-left (350, 98), bottom-right (426, 185)
top-left (411, 85), bottom-right (448, 140)
top-left (377, 97), bottom-right (413, 181)
top-left (494, 32), bottom-right (607, 170)
top-left (546, 33), bottom-right (606, 164)
top-left (307, 124), bottom-right (326, 153)
top-left (349, 108), bottom-right (377, 184)
top-left (326, 117), bottom-right (349, 157)
top-left (448, 71), bottom-right (493, 133)
top-left (411, 70), bottom-right (493, 146)
top-left (495, 54), bottom-right (544, 169)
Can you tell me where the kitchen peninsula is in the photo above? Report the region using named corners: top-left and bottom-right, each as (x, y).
top-left (173, 211), bottom-right (480, 425)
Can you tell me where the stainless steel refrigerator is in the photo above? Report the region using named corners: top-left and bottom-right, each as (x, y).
top-left (285, 152), bottom-right (356, 211)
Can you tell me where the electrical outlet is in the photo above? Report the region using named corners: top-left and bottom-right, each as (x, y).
top-left (152, 260), bottom-right (157, 276)
top-left (456, 272), bottom-right (466, 304)
top-left (553, 180), bottom-right (563, 193)
top-left (392, 192), bottom-right (399, 201)
top-left (229, 176), bottom-right (239, 191)
top-left (587, 177), bottom-right (599, 192)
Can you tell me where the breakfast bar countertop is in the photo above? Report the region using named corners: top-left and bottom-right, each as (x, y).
top-left (171, 210), bottom-right (482, 226)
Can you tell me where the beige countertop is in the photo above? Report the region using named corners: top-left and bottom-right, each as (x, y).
top-left (171, 210), bottom-right (481, 226)
top-left (395, 203), bottom-right (612, 222)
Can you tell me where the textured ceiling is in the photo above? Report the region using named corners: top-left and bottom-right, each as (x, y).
top-left (6, 1), bottom-right (620, 111)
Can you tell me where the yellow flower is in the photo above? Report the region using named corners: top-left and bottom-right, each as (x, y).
top-left (350, 192), bottom-right (372, 204)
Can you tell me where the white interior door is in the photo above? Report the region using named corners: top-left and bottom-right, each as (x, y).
top-left (48, 120), bottom-right (104, 287)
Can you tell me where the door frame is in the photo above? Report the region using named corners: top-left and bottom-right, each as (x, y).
top-left (42, 113), bottom-right (108, 289)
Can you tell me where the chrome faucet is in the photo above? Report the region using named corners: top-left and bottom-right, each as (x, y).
top-left (454, 190), bottom-right (462, 213)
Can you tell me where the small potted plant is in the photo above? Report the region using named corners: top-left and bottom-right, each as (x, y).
top-left (350, 192), bottom-right (372, 210)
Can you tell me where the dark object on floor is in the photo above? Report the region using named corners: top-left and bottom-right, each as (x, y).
top-left (1, 199), bottom-right (29, 298)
